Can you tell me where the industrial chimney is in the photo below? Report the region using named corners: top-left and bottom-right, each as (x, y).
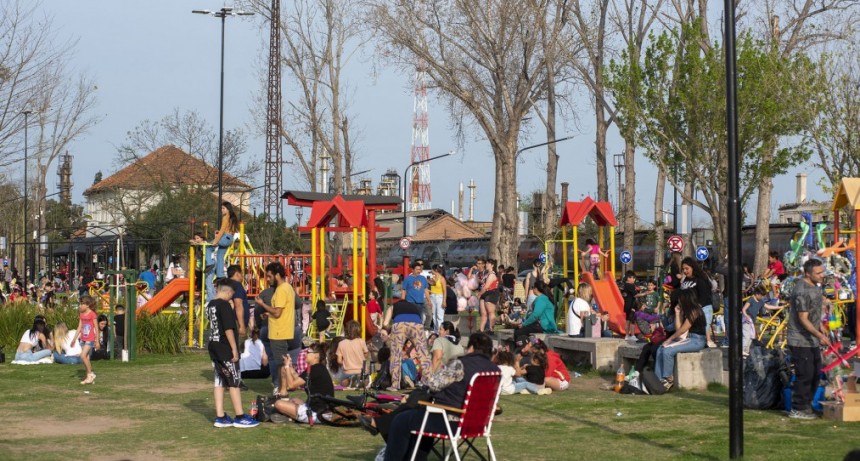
top-left (796, 173), bottom-right (807, 204)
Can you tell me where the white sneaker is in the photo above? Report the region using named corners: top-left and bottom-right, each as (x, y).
top-left (519, 389), bottom-right (530, 395)
top-left (537, 387), bottom-right (553, 395)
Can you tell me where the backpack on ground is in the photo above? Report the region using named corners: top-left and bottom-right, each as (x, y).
top-left (640, 367), bottom-right (667, 395)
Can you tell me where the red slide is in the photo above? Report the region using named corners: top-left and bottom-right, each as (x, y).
top-left (141, 278), bottom-right (190, 315)
top-left (582, 272), bottom-right (627, 335)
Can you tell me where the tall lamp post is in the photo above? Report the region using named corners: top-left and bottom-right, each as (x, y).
top-left (192, 6), bottom-right (253, 224)
top-left (22, 110), bottom-right (31, 282)
top-left (402, 151), bottom-right (454, 238)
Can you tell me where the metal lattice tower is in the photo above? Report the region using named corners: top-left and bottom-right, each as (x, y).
top-left (264, 0), bottom-right (283, 220)
top-left (409, 61), bottom-right (431, 211)
top-left (57, 152), bottom-right (73, 206)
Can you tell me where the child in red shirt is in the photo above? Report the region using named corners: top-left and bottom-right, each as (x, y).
top-left (367, 290), bottom-right (384, 329)
top-left (73, 295), bottom-right (99, 384)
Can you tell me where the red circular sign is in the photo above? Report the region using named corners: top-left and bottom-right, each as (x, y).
top-left (399, 237), bottom-right (411, 250)
top-left (667, 235), bottom-right (684, 252)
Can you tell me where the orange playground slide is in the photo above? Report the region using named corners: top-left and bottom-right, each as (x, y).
top-left (581, 272), bottom-right (627, 335)
top-left (141, 278), bottom-right (190, 315)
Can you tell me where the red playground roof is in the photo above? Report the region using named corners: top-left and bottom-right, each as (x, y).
top-left (305, 195), bottom-right (368, 229)
top-left (560, 197), bottom-right (618, 227)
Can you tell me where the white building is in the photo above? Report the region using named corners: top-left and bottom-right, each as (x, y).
top-left (83, 145), bottom-right (252, 236)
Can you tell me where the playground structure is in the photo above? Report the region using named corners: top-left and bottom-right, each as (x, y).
top-left (826, 178), bottom-right (860, 372)
top-left (85, 269), bottom-right (140, 361)
top-left (550, 197), bottom-right (627, 335)
top-left (287, 192), bottom-right (400, 340)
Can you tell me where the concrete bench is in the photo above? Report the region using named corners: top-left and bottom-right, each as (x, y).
top-left (495, 329), bottom-right (549, 343)
top-left (617, 342), bottom-right (728, 390)
top-left (548, 337), bottom-right (625, 372)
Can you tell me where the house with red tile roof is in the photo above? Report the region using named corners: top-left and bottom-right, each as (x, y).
top-left (83, 145), bottom-right (252, 235)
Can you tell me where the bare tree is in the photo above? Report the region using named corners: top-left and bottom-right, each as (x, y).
top-left (810, 44), bottom-right (860, 200)
top-left (608, 0), bottom-right (664, 260)
top-left (568, 0), bottom-right (614, 206)
top-left (370, 0), bottom-right (566, 263)
top-left (247, 0), bottom-right (365, 193)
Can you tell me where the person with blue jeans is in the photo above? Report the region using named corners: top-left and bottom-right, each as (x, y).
top-left (51, 322), bottom-right (83, 364)
top-left (675, 257), bottom-right (716, 348)
top-left (15, 316), bottom-right (52, 363)
top-left (205, 201), bottom-right (239, 300)
top-left (655, 290), bottom-right (707, 391)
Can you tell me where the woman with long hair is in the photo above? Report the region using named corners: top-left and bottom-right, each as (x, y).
top-left (478, 258), bottom-right (500, 334)
top-left (514, 280), bottom-right (559, 345)
top-left (52, 322), bottom-right (83, 365)
top-left (655, 289), bottom-right (706, 390)
top-left (239, 326), bottom-right (270, 380)
top-left (429, 320), bottom-right (464, 373)
top-left (676, 256), bottom-right (716, 348)
top-left (567, 283), bottom-right (593, 337)
top-left (14, 315), bottom-right (52, 362)
top-left (206, 201), bottom-right (239, 279)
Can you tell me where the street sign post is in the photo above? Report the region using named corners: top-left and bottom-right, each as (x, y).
top-left (620, 251), bottom-right (632, 265)
top-left (667, 235), bottom-right (685, 253)
top-left (696, 246), bottom-right (710, 261)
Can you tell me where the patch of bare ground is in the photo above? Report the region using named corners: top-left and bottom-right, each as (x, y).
top-left (0, 415), bottom-right (137, 440)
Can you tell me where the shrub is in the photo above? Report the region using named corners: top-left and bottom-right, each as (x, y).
top-left (135, 312), bottom-right (187, 355)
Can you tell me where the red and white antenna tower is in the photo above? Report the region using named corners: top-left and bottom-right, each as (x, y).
top-left (409, 61), bottom-right (431, 211)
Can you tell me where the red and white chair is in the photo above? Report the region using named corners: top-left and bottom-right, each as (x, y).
top-left (410, 371), bottom-right (502, 461)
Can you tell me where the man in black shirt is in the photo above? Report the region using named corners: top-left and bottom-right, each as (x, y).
top-left (227, 265), bottom-right (249, 337)
top-left (207, 278), bottom-right (259, 428)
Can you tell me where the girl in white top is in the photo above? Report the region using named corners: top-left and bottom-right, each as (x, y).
top-left (239, 327), bottom-right (270, 379)
top-left (52, 322), bottom-right (83, 365)
top-left (493, 350), bottom-right (517, 395)
top-left (14, 316), bottom-right (52, 363)
top-left (568, 283), bottom-right (594, 337)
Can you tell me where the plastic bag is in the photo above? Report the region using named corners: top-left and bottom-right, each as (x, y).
top-left (743, 345), bottom-right (783, 409)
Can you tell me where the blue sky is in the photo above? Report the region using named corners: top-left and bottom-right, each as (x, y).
top-left (33, 0), bottom-right (829, 228)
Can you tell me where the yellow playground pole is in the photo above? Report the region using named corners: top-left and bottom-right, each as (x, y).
top-left (562, 225), bottom-right (568, 278)
top-left (319, 228), bottom-right (327, 298)
top-left (609, 225), bottom-right (616, 279)
top-left (188, 246), bottom-right (195, 347)
top-left (573, 225), bottom-right (580, 284)
top-left (598, 228), bottom-right (605, 275)
top-left (352, 228), bottom-right (358, 331)
top-left (238, 222), bottom-right (246, 276)
top-left (311, 228), bottom-right (318, 302)
top-left (360, 226), bottom-right (367, 339)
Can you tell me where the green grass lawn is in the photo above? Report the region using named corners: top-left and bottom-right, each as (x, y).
top-left (1, 353), bottom-right (857, 461)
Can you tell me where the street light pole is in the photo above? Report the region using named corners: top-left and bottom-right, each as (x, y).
top-left (515, 135), bottom-right (574, 158)
top-left (22, 110), bottom-right (31, 282)
top-left (193, 6), bottom-right (253, 224)
top-left (402, 151), bottom-right (454, 238)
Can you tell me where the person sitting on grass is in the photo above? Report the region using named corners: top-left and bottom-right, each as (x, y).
top-left (429, 321), bottom-right (464, 374)
top-left (51, 321), bottom-right (82, 365)
top-left (91, 314), bottom-right (111, 361)
top-left (655, 290), bottom-right (706, 391)
top-left (207, 278), bottom-right (259, 428)
top-left (272, 342), bottom-right (335, 424)
top-left (14, 315), bottom-right (53, 363)
top-left (532, 340), bottom-right (570, 392)
top-left (513, 348), bottom-right (552, 395)
top-left (494, 350), bottom-right (517, 395)
top-left (334, 321), bottom-right (369, 387)
top-left (239, 326), bottom-right (270, 380)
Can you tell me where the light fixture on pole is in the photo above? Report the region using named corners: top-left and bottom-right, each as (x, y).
top-left (402, 151), bottom-right (454, 238)
top-left (22, 110), bottom-right (31, 282)
top-left (295, 206), bottom-right (304, 226)
top-left (192, 6), bottom-right (254, 223)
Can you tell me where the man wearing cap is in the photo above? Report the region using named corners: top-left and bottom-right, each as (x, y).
top-left (402, 262), bottom-right (430, 328)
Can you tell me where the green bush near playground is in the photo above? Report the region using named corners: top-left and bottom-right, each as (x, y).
top-left (0, 302), bottom-right (186, 356)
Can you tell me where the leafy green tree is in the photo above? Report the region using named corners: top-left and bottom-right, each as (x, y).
top-left (608, 22), bottom-right (822, 263)
top-left (43, 199), bottom-right (85, 241)
top-left (243, 214), bottom-right (301, 255)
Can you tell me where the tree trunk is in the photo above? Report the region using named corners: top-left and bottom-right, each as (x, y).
top-left (753, 143), bottom-right (776, 274)
top-left (622, 138), bottom-right (636, 269)
top-left (682, 181), bottom-right (694, 258)
top-left (489, 147), bottom-right (519, 267)
top-left (595, 103), bottom-right (609, 204)
top-left (544, 80), bottom-right (559, 242)
top-left (654, 167), bottom-right (666, 277)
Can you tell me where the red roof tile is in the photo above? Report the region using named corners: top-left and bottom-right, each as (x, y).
top-left (83, 145), bottom-right (252, 195)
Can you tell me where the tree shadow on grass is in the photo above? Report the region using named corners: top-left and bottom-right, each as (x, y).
top-left (673, 389), bottom-right (729, 407)
top-left (331, 448), bottom-right (382, 460)
top-left (503, 399), bottom-right (721, 461)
